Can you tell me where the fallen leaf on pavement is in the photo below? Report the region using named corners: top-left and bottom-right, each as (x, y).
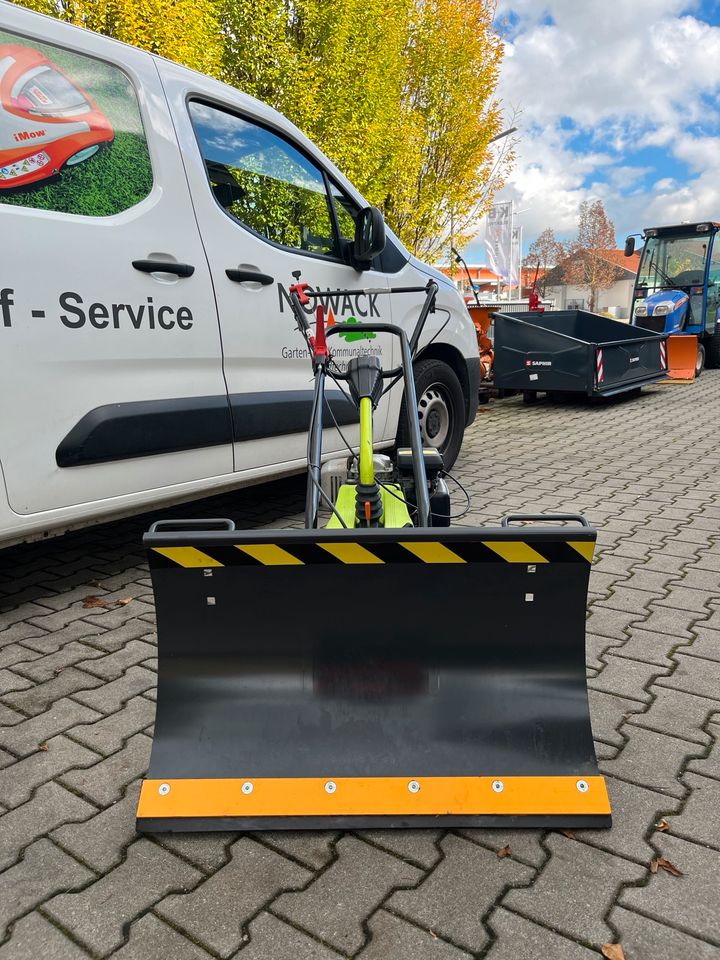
top-left (497, 845), bottom-right (512, 858)
top-left (650, 857), bottom-right (683, 877)
top-left (429, 928), bottom-right (438, 940)
top-left (560, 830), bottom-right (576, 840)
top-left (82, 595), bottom-right (112, 609)
top-left (37, 742), bottom-right (49, 752)
top-left (116, 597), bottom-right (134, 606)
top-left (655, 818), bottom-right (670, 832)
top-left (601, 944), bottom-right (626, 960)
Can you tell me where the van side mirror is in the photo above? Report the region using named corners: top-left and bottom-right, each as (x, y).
top-left (354, 206), bottom-right (386, 267)
top-left (624, 236), bottom-right (636, 257)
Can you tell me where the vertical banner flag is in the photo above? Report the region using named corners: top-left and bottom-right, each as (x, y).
top-left (485, 201), bottom-right (512, 281)
top-left (510, 225), bottom-right (521, 288)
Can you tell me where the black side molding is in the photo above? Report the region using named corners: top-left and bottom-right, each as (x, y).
top-left (57, 391), bottom-right (358, 468)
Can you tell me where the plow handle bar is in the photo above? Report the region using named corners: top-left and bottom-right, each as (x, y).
top-left (148, 518), bottom-right (236, 533)
top-left (501, 513), bottom-right (590, 527)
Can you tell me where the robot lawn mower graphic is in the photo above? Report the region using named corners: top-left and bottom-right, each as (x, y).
top-left (0, 44), bottom-right (113, 190)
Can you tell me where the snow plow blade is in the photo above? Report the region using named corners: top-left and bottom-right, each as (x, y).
top-left (667, 334), bottom-right (698, 380)
top-left (137, 521), bottom-right (610, 831)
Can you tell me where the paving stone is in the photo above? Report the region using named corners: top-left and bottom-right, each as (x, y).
top-left (59, 731), bottom-right (151, 806)
top-left (3, 667), bottom-right (104, 717)
top-left (502, 833), bottom-right (644, 947)
top-left (0, 912), bottom-right (89, 959)
top-left (675, 567), bottom-right (720, 592)
top-left (0, 670), bottom-right (32, 696)
top-left (628, 687), bottom-right (716, 746)
top-left (260, 831), bottom-right (340, 870)
top-left (157, 831), bottom-right (236, 873)
top-left (0, 781), bottom-right (96, 870)
top-left (72, 665), bottom-right (155, 713)
top-left (609, 905), bottom-right (720, 960)
top-left (577, 777), bottom-right (682, 864)
top-left (11, 641), bottom-right (105, 682)
top-left (0, 735), bottom-right (99, 808)
top-left (0, 603), bottom-right (53, 628)
top-left (79, 618), bottom-right (156, 653)
top-left (357, 908), bottom-right (472, 959)
top-left (68, 695), bottom-right (155, 755)
top-left (588, 689), bottom-right (643, 747)
top-left (620, 834), bottom-right (720, 943)
top-left (388, 833), bottom-right (533, 953)
top-left (603, 727), bottom-right (704, 798)
top-left (484, 906), bottom-right (598, 960)
top-left (77, 639), bottom-right (156, 681)
top-left (639, 606), bottom-right (698, 639)
top-left (585, 606), bottom-right (633, 641)
top-left (655, 653), bottom-right (720, 702)
top-left (589, 655), bottom-right (670, 703)
top-left (238, 912), bottom-right (345, 960)
top-left (684, 627), bottom-right (720, 663)
top-left (52, 783), bottom-right (140, 872)
top-left (157, 836), bottom-right (310, 958)
top-left (82, 598), bottom-right (155, 631)
top-left (609, 628), bottom-right (676, 667)
top-left (274, 835), bottom-right (422, 955)
top-left (0, 839), bottom-right (93, 938)
top-left (599, 586), bottom-right (663, 616)
top-left (622, 569), bottom-right (675, 593)
top-left (0, 644), bottom-right (42, 670)
top-left (110, 913), bottom-right (215, 960)
top-left (0, 698), bottom-right (101, 757)
top-left (357, 830), bottom-right (442, 869)
top-left (686, 719), bottom-right (720, 779)
top-left (456, 829), bottom-right (546, 868)
top-left (45, 838), bottom-right (202, 956)
top-left (670, 772), bottom-right (720, 849)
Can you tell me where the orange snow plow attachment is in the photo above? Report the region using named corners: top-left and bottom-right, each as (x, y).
top-left (667, 335), bottom-right (699, 380)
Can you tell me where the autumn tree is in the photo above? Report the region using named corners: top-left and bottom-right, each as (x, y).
top-left (16, 0), bottom-right (224, 75)
top-left (15, 0), bottom-right (511, 259)
top-left (563, 200), bottom-right (618, 311)
top-left (523, 227), bottom-right (565, 296)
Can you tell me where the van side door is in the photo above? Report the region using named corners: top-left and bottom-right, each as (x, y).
top-left (157, 64), bottom-right (396, 474)
top-left (0, 14), bottom-right (231, 520)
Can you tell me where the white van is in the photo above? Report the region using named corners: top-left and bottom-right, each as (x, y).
top-left (0, 2), bottom-right (479, 548)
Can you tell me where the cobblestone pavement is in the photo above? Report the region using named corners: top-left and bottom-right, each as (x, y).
top-left (1, 374), bottom-right (719, 959)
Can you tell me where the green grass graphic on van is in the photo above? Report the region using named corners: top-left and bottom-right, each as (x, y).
top-left (337, 316), bottom-right (377, 341)
top-left (0, 29), bottom-right (152, 217)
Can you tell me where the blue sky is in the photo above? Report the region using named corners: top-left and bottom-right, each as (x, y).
top-left (465, 0), bottom-right (720, 262)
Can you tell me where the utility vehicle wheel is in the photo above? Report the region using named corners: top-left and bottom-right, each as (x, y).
top-left (704, 328), bottom-right (720, 369)
top-left (696, 342), bottom-right (706, 378)
top-left (397, 359), bottom-right (465, 470)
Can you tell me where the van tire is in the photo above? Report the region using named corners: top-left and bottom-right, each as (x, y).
top-left (704, 328), bottom-right (720, 369)
top-left (397, 359), bottom-right (465, 470)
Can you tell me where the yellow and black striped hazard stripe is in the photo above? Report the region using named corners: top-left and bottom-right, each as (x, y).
top-left (150, 538), bottom-right (595, 568)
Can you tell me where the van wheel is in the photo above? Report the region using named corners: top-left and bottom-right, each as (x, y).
top-left (704, 328), bottom-right (720, 369)
top-left (397, 359), bottom-right (465, 470)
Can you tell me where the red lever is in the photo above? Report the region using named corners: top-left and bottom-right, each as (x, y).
top-left (314, 304), bottom-right (328, 358)
top-left (289, 282), bottom-right (311, 305)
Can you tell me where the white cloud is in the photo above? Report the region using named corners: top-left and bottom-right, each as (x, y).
top-left (471, 1), bottom-right (720, 255)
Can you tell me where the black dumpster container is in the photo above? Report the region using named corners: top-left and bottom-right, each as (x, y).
top-left (493, 310), bottom-right (668, 399)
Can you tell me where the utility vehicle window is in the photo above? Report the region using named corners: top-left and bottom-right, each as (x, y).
top-left (638, 236), bottom-right (710, 289)
top-left (330, 182), bottom-right (359, 242)
top-left (189, 102), bottom-right (337, 256)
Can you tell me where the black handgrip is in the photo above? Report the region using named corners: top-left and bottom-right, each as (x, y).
top-left (226, 269), bottom-right (274, 285)
top-left (148, 518), bottom-right (236, 533)
top-left (501, 513), bottom-right (590, 527)
top-left (132, 260), bottom-right (195, 278)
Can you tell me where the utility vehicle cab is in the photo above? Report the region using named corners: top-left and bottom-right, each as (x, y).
top-left (625, 222), bottom-right (720, 372)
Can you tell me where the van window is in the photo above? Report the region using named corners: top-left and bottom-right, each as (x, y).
top-left (189, 101), bottom-right (338, 257)
top-left (330, 181), bottom-right (360, 243)
top-left (0, 29), bottom-right (152, 216)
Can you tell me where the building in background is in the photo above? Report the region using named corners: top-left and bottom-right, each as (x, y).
top-left (544, 249), bottom-right (641, 318)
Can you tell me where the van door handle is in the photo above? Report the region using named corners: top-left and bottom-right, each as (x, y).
top-left (133, 260), bottom-right (195, 278)
top-left (225, 269), bottom-right (274, 285)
